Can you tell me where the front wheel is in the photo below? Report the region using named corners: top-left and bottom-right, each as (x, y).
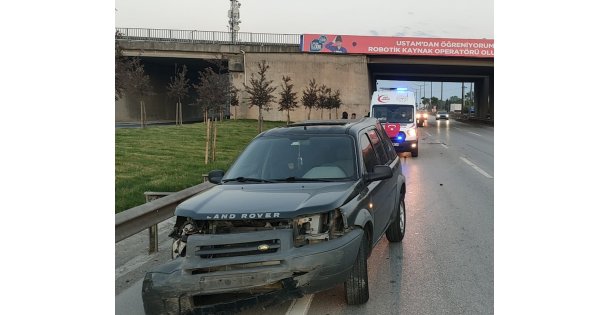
top-left (386, 197), bottom-right (405, 242)
top-left (411, 144), bottom-right (419, 157)
top-left (345, 232), bottom-right (369, 305)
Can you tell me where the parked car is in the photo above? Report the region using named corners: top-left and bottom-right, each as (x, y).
top-left (436, 111), bottom-right (449, 120)
top-left (142, 118), bottom-right (407, 315)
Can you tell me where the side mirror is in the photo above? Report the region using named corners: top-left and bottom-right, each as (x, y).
top-left (363, 165), bottom-right (393, 182)
top-left (208, 170), bottom-right (225, 184)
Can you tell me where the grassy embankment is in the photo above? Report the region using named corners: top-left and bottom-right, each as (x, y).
top-left (115, 119), bottom-right (285, 213)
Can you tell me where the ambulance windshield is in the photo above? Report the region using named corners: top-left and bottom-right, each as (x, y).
top-left (371, 105), bottom-right (414, 123)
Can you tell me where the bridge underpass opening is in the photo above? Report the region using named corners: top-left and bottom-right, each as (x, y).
top-left (367, 56), bottom-right (493, 120)
top-left (115, 56), bottom-right (230, 123)
top-left (376, 79), bottom-right (480, 116)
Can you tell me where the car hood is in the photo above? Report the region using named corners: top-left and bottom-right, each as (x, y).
top-left (175, 181), bottom-right (359, 220)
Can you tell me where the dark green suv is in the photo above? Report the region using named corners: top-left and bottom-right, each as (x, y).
top-left (142, 118), bottom-right (406, 315)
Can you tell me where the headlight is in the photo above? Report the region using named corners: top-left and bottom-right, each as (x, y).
top-left (416, 114), bottom-right (421, 118)
top-left (446, 114), bottom-right (449, 117)
top-left (407, 128), bottom-right (416, 137)
top-left (423, 113), bottom-right (428, 118)
top-left (294, 209), bottom-right (345, 247)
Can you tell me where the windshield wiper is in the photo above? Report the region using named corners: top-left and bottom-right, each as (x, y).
top-left (274, 177), bottom-right (336, 182)
top-left (222, 177), bottom-right (276, 183)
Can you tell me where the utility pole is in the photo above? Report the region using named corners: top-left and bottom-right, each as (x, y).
top-left (430, 81), bottom-right (433, 111)
top-left (461, 82), bottom-right (465, 118)
top-left (228, 0), bottom-right (241, 44)
top-left (440, 82), bottom-right (443, 111)
top-left (470, 82), bottom-right (474, 115)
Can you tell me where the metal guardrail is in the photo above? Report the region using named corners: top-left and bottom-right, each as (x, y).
top-left (115, 181), bottom-right (216, 253)
top-left (115, 27), bottom-right (301, 46)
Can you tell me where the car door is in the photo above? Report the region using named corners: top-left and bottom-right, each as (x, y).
top-left (359, 130), bottom-right (393, 243)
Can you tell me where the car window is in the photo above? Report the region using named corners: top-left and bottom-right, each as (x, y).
top-left (360, 133), bottom-right (380, 173)
top-left (375, 126), bottom-right (397, 161)
top-left (371, 105), bottom-right (414, 123)
top-left (367, 129), bottom-right (389, 165)
top-left (225, 135), bottom-right (356, 181)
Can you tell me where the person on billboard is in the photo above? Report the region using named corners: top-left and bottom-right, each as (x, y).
top-left (325, 35), bottom-right (348, 53)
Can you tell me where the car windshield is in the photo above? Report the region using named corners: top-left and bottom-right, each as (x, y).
top-left (371, 105), bottom-right (414, 123)
top-left (438, 111), bottom-right (447, 114)
top-left (224, 135), bottom-right (357, 182)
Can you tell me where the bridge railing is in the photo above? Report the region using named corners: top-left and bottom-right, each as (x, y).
top-left (115, 181), bottom-right (215, 254)
top-left (116, 28), bottom-right (301, 46)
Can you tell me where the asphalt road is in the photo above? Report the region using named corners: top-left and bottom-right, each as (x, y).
top-left (115, 117), bottom-right (494, 315)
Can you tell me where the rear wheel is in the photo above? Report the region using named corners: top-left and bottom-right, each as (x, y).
top-left (385, 196), bottom-right (405, 242)
top-left (345, 232), bottom-right (369, 305)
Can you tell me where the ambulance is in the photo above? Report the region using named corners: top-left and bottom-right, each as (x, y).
top-left (369, 91), bottom-right (419, 157)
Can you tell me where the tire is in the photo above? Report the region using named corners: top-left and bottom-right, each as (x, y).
top-left (411, 144), bottom-right (419, 157)
top-left (385, 197), bottom-right (405, 242)
top-left (345, 232), bottom-right (369, 305)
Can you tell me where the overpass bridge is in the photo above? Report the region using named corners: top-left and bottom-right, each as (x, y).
top-left (115, 28), bottom-right (493, 123)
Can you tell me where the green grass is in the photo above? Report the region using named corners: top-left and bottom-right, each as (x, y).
top-left (115, 119), bottom-right (286, 213)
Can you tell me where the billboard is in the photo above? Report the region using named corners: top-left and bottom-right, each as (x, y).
top-left (301, 34), bottom-right (493, 58)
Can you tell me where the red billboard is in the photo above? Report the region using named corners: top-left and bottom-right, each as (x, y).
top-left (301, 34), bottom-right (493, 58)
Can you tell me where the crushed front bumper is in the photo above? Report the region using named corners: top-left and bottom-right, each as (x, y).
top-left (142, 228), bottom-right (363, 315)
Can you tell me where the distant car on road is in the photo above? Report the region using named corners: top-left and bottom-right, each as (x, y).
top-left (142, 118), bottom-right (406, 315)
top-left (436, 111), bottom-right (449, 120)
top-left (416, 111), bottom-right (429, 127)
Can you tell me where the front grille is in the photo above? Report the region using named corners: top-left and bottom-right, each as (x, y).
top-left (195, 239), bottom-right (280, 258)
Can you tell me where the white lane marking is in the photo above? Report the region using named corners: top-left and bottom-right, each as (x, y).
top-left (441, 144), bottom-right (448, 149)
top-left (424, 131), bottom-right (432, 137)
top-left (468, 131), bottom-right (482, 137)
top-left (285, 294), bottom-right (314, 315)
top-left (460, 157), bottom-right (493, 178)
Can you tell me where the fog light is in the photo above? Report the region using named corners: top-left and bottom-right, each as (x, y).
top-left (412, 143), bottom-right (417, 148)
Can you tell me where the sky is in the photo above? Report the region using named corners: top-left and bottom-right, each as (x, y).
top-left (115, 0), bottom-right (494, 39)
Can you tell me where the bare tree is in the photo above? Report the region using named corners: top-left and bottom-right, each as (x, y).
top-left (301, 79), bottom-right (319, 120)
top-left (243, 60), bottom-right (277, 133)
top-left (124, 58), bottom-right (152, 128)
top-left (229, 86), bottom-right (240, 119)
top-left (193, 64), bottom-right (230, 123)
top-left (278, 76), bottom-right (299, 124)
top-left (167, 65), bottom-right (189, 126)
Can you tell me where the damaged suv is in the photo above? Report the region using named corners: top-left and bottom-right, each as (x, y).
top-left (142, 118), bottom-right (406, 315)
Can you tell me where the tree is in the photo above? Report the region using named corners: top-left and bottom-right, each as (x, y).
top-left (328, 89), bottom-right (343, 119)
top-left (243, 60), bottom-right (277, 133)
top-left (278, 76), bottom-right (299, 124)
top-left (115, 30), bottom-right (128, 101)
top-left (193, 63), bottom-right (230, 123)
top-left (420, 97), bottom-right (430, 110)
top-left (301, 79), bottom-right (319, 120)
top-left (430, 97), bottom-right (439, 110)
top-left (167, 65), bottom-right (189, 126)
top-left (229, 86), bottom-right (240, 119)
top-left (316, 85), bottom-right (332, 119)
top-left (124, 58), bottom-right (152, 128)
